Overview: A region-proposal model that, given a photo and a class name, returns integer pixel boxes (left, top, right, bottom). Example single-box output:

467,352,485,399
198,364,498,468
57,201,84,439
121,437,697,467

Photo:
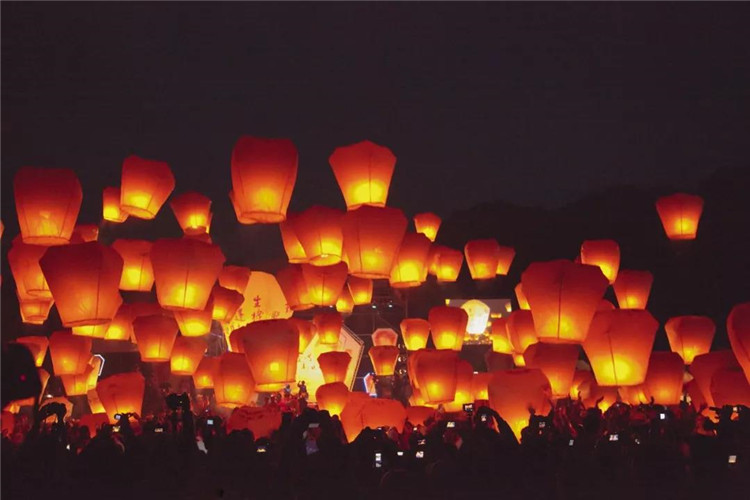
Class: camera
206,419,214,426
397,451,404,457
463,403,474,413
417,438,426,446
609,434,619,442
257,445,267,453
446,421,456,428
659,413,666,420
415,450,424,459
728,455,737,464
568,439,574,447
538,421,546,429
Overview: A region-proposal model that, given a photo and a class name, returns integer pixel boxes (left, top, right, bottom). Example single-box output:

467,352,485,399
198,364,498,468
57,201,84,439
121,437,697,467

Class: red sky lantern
613,270,653,310
389,233,431,288
335,287,354,314
488,369,552,439
173,297,213,337
61,364,95,396
727,302,750,384
132,315,179,362
276,265,314,311
72,320,115,339
444,360,474,412
119,155,175,219
8,236,52,299
523,343,580,399
412,349,459,404
489,317,513,354
170,191,212,235
329,140,396,210
313,311,343,345
279,214,308,264
214,353,256,408
464,239,501,280
301,262,348,307
112,239,154,292
665,315,716,365
428,306,468,351
413,212,441,242
340,398,406,442
347,276,373,305
691,351,739,408
369,345,400,376
318,351,352,384
655,193,704,240
315,382,349,416
341,206,407,279
710,367,750,408
14,166,82,245
105,304,135,341
49,330,92,376
643,351,685,405
240,319,299,392
219,265,252,294
514,283,530,310
170,337,207,376
231,136,298,223
495,246,516,276
433,247,463,283
193,356,220,390
580,239,620,284
211,285,244,323
372,328,398,347
471,372,493,401
400,318,430,351
17,293,54,325
291,205,344,266
102,187,129,223
506,310,538,356
96,372,145,423
289,318,315,353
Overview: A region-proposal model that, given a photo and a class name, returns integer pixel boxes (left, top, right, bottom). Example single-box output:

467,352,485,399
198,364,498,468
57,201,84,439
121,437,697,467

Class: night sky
2,2,749,226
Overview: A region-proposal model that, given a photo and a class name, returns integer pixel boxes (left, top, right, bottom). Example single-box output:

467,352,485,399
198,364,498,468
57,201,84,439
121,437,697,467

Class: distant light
46,394,53,399
371,304,377,309
388,303,393,308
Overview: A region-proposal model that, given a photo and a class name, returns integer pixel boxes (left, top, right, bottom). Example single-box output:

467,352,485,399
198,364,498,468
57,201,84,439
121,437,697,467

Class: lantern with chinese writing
496,246,516,276
389,233,431,288
655,193,704,240
665,316,716,365
464,239,501,280
514,283,530,310
489,317,513,354
120,155,175,219
329,140,396,210
16,336,49,367
40,242,123,327
613,270,653,310
727,303,750,384
400,318,430,351
230,136,297,223
335,287,354,314
488,369,552,438
150,238,225,311
96,372,145,423
691,351,739,408
315,382,349,416
211,286,244,323
369,346,400,376
279,215,308,264
301,262,348,307
289,318,314,353
170,337,207,375
341,206,407,279
214,353,256,408
219,266,252,294
133,315,179,362
507,310,538,356
428,306,468,351
170,192,212,235
112,239,154,292
643,352,685,405
444,360,474,412
193,356,220,390
523,343,580,399
102,187,129,223
347,276,373,305
240,319,299,391
579,240,620,284
412,349,459,404
276,265,313,311
8,237,51,298
14,166,82,245
521,260,609,344
291,205,344,266
317,351,351,384
433,247,463,283
583,310,658,386
413,212,441,242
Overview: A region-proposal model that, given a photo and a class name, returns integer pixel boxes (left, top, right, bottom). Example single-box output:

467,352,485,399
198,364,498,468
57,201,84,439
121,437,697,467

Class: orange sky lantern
313,311,343,345
495,246,516,276
193,356,220,390
315,382,350,416
489,317,513,354
8,236,52,299
16,336,49,367
173,298,213,337
434,247,463,283
406,406,437,427
132,315,179,362
471,372,493,401
96,372,145,423
583,309,658,386
102,187,129,223
276,265,313,311
655,193,704,240
301,262,348,306
40,242,123,327
506,310,538,356
690,351,739,408
214,352,256,407
291,205,344,266
643,351,685,405
369,345,400,376
400,318,430,351
219,265,252,294
444,360,474,412
488,369,552,439
105,304,136,341
240,319,299,392
211,285,244,323
279,214,308,264
329,140,396,210
613,270,653,310
514,283,530,310
150,238,225,311
413,212,441,242
347,276,373,305
167,191,212,235
728,303,750,384
521,260,609,344
17,293,54,325
523,343,580,399
427,244,447,276
72,224,100,243
579,239,620,284
464,239,501,280
570,370,595,400
49,330,92,376
340,398,406,442
665,315,716,365
289,318,315,353
317,351,352,384
428,306,468,351
61,365,95,397
412,349,459,404
230,136,298,223
119,155,175,219
170,337,207,375
335,287,354,314
72,320,115,339
341,206,407,279
372,328,398,347
14,166,82,245
112,239,154,292
710,367,750,408
389,232,431,288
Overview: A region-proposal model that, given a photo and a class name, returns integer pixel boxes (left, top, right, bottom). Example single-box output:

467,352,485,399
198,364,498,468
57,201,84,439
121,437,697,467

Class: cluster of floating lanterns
4,134,750,442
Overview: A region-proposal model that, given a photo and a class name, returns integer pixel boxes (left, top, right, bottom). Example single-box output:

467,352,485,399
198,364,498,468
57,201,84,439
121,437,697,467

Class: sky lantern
49,330,92,376
400,318,430,351
369,346,400,376
485,351,514,372
14,166,82,245
372,328,398,347
218,265,252,294
727,303,750,383
710,367,750,408
464,239,501,280
169,191,212,235
428,306,468,351
8,237,52,299
240,319,299,392
348,276,373,305
150,238,226,311
341,206,407,279
433,247,464,282
289,318,315,353
583,310,658,386
87,356,102,392
72,224,99,243
389,232,431,288
523,343,580,399
40,242,123,327
102,187,129,223
521,260,609,344
489,317,513,354
514,283,530,310
193,356,220,390
655,193,704,240
412,349,459,404
61,364,95,397
16,336,49,367
173,298,213,337
329,140,396,210
613,270,653,310
214,352,256,407
119,155,175,219
301,262,348,306
105,304,135,341
315,382,350,416
488,369,552,439
406,406,437,427
618,384,650,406
643,352,685,405
506,310,538,355
691,351,739,408
228,190,256,225
462,299,491,335
170,337,207,375
72,320,115,339
132,315,179,362
313,311,344,345
211,286,244,323
279,215,308,264
335,287,354,314
17,293,54,325
495,246,516,276
569,370,595,400
341,398,406,442
427,245,447,276
96,372,145,423
230,136,298,223
87,389,106,415
471,372,493,401
276,265,313,311
413,212,441,242
444,360,475,412
291,205,344,266
579,239,620,284
665,315,716,365
111,239,154,292
317,351,352,384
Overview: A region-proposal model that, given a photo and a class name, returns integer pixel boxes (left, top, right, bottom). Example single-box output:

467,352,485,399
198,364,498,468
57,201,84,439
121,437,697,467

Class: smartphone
463,403,474,413
415,450,424,459
480,414,488,423
257,445,267,453
609,434,619,442
374,451,382,468
206,419,214,426
539,421,546,429
446,421,456,428
155,427,164,433
66,444,71,450
115,414,122,421
397,451,404,457
308,423,320,429
568,439,574,447
659,413,666,420
728,455,737,464
113,426,121,433
417,438,426,446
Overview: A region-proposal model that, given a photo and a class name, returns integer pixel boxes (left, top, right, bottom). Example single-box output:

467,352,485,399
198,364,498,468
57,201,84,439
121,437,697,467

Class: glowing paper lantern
317,351,352,384
214,353,256,407
17,293,54,325
278,215,308,264
569,370,595,400
169,192,212,235
211,286,244,323
61,365,94,396
727,303,750,384
8,237,51,298
14,166,82,245
218,266,252,294
434,247,464,283
586,385,619,412
464,239,501,280
655,193,704,240
335,287,354,314
412,349,459,404
523,343,580,399
346,277,371,306
389,233,431,288
289,318,315,353
193,356,220,390
369,346,400,376
506,310,538,355
583,310,658,386
329,140,396,210
489,317,513,354
79,413,110,437
301,262,348,306
87,389,106,414
132,315,179,362
315,382,350,416
111,239,154,292
444,360,475,412
495,246,516,276
521,260,609,343
341,398,406,442
120,155,175,219
276,265,313,311
150,238,225,311
239,319,299,391
413,212,441,242
40,242,123,326
427,245,448,276
691,351,739,408
72,321,114,339
613,270,653,310
406,406,437,427
428,306,468,351
291,206,344,266
170,337,207,375
488,369,552,438
16,336,49,367
462,299,491,335
643,352,685,405
710,367,750,408
173,298,213,337
341,206,407,279
370,329,397,347
102,187,129,223
400,318,430,351
471,372,493,401
96,372,145,423
87,356,102,391
514,283,530,310
665,316,716,365
579,240,620,284
230,136,297,223
104,304,134,341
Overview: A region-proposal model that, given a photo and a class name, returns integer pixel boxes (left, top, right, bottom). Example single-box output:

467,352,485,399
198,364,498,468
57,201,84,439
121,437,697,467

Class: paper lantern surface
413,212,441,242
120,155,175,219
329,140,396,210
655,193,704,240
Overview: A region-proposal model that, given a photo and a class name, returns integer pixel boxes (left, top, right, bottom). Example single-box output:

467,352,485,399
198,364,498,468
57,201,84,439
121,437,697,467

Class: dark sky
2,2,749,223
